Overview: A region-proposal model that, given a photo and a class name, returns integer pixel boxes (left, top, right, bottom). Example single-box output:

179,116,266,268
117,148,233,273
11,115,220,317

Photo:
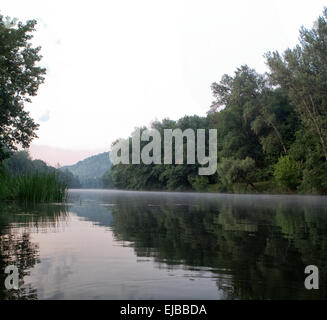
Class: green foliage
2,150,81,188
209,66,266,164
208,66,299,168
2,150,34,173
110,115,214,191
0,151,78,203
288,130,327,193
102,169,114,188
217,157,257,191
189,176,209,192
0,14,68,202
0,170,67,203
300,153,327,194
251,88,299,160
0,15,46,161
266,8,327,161
16,172,67,203
273,156,301,190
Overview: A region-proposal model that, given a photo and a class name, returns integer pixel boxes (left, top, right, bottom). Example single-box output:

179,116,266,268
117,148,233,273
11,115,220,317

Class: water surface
1,190,326,299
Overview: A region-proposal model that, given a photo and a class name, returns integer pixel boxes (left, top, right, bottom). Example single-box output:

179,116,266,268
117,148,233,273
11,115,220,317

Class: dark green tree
266,8,327,161
274,155,301,190
102,169,114,188
209,66,265,159
0,15,46,161
217,157,257,191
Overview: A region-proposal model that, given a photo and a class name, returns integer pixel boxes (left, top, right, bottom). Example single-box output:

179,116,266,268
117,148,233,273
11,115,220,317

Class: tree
0,15,46,161
110,115,213,191
217,157,257,191
250,88,299,159
2,150,34,174
102,169,114,188
208,66,267,166
266,8,327,161
274,155,301,190
209,65,297,166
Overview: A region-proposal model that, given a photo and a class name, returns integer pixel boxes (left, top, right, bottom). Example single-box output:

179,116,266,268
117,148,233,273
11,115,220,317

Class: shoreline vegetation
99,182,327,196
0,171,67,203
0,151,71,203
102,9,327,196
1,10,327,201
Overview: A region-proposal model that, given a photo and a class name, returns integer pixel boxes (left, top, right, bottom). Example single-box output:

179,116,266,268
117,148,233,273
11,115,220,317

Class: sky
1,0,326,166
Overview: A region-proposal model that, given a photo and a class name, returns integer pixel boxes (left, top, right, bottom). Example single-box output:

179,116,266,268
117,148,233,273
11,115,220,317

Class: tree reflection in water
109,195,327,300
1,192,326,300
0,204,68,300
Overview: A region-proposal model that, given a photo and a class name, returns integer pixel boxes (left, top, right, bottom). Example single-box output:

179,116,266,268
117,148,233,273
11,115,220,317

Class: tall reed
0,170,67,203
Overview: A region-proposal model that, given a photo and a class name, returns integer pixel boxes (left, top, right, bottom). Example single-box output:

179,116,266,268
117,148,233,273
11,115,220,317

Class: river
0,189,326,299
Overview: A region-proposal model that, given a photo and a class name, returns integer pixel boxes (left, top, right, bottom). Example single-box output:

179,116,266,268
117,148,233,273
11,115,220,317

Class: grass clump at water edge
0,170,67,203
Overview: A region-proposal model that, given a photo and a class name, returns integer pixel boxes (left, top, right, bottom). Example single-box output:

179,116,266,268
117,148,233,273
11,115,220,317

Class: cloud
38,110,50,122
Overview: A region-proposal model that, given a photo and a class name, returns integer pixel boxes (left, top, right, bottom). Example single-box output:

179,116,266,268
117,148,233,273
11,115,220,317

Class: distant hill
60,152,111,188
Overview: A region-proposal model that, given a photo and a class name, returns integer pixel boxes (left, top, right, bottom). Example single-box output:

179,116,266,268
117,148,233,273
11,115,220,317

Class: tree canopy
0,15,45,161
266,8,327,161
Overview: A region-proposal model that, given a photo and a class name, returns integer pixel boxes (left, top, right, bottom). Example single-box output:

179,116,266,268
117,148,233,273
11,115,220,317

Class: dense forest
104,9,327,194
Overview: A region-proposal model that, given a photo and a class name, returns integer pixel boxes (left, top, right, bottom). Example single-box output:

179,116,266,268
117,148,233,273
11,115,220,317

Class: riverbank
98,181,326,196
201,181,326,195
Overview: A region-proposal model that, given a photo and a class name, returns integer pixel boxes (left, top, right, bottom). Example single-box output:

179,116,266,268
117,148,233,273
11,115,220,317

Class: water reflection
106,193,327,299
0,204,68,299
0,191,327,299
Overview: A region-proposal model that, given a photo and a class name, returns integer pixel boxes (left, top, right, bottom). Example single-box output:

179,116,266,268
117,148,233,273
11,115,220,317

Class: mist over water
1,190,326,299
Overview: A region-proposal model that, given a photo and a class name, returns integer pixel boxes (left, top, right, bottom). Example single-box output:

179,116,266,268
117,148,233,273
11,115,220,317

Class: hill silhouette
61,152,111,188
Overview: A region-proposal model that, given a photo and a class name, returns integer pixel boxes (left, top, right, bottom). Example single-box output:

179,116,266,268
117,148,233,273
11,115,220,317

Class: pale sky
1,1,326,165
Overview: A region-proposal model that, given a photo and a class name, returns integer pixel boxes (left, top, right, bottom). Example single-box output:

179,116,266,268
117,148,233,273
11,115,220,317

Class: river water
0,189,326,299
